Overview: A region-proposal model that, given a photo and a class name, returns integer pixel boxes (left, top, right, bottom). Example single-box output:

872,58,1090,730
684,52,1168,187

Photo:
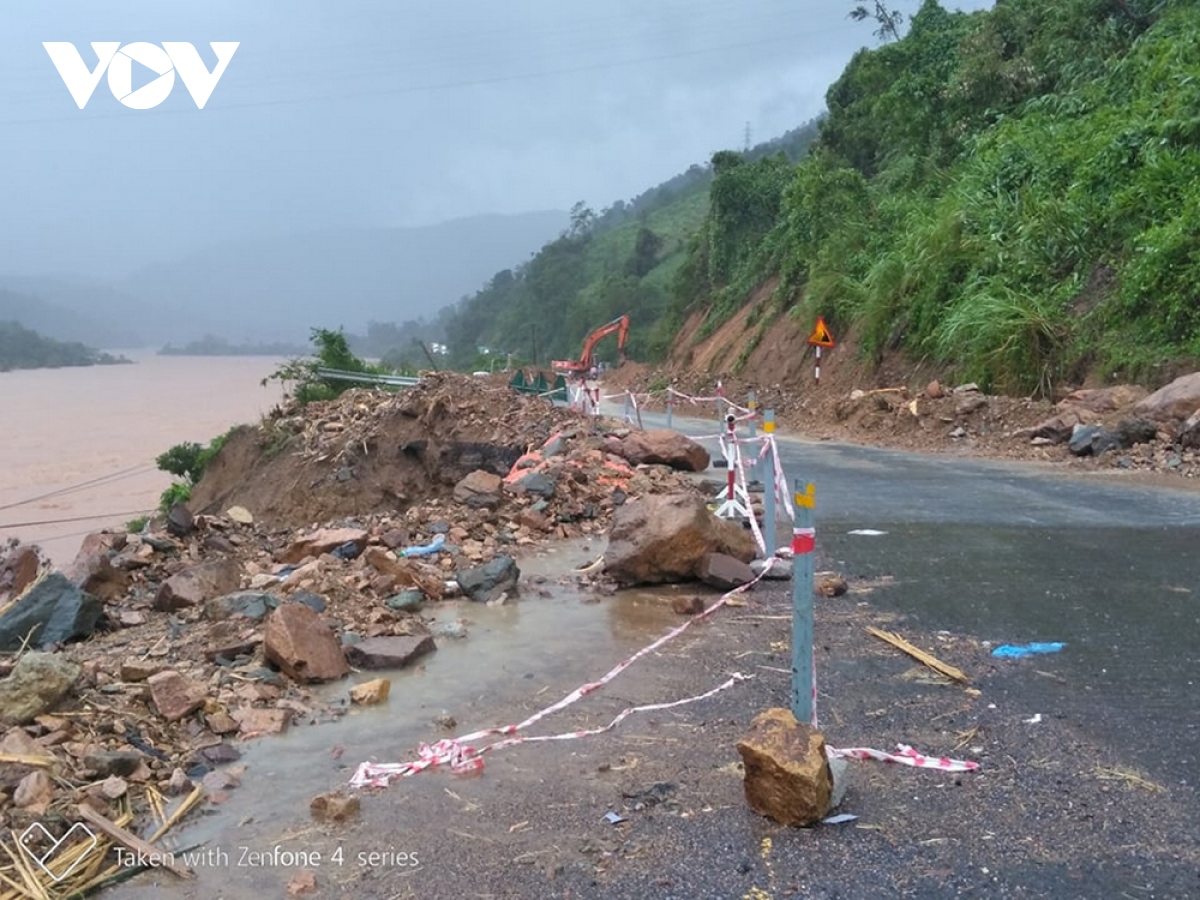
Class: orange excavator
552,315,630,376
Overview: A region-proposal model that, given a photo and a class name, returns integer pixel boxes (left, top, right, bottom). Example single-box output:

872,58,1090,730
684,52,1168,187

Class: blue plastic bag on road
992,642,1066,658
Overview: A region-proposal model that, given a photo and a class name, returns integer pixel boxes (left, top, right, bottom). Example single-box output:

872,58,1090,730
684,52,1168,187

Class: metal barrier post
666,388,674,430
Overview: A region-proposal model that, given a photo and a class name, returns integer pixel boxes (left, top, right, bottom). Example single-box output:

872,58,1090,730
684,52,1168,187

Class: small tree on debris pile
154,430,232,511
262,327,392,405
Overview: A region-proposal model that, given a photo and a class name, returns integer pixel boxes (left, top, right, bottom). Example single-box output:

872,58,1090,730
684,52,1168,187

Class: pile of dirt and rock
604,364,1200,480
0,374,737,870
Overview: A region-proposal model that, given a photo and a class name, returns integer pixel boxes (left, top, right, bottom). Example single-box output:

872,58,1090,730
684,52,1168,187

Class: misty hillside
0,286,145,349
114,212,568,345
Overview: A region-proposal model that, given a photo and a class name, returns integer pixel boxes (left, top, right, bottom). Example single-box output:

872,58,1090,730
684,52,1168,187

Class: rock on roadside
456,556,519,603
609,429,711,472
263,603,349,683
736,707,834,827
343,635,436,670
603,493,757,586
0,651,80,725
0,573,103,652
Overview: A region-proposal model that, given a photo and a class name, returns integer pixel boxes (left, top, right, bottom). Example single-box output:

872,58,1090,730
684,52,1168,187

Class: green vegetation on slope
672,0,1196,393
0,320,130,371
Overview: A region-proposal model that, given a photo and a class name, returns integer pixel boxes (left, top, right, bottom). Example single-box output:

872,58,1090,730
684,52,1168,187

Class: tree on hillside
850,1,905,43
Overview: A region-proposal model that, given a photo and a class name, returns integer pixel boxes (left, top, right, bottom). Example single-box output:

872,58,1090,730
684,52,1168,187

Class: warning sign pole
815,346,821,384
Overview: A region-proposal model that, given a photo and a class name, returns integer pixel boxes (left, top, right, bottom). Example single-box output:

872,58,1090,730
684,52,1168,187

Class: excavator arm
553,315,630,375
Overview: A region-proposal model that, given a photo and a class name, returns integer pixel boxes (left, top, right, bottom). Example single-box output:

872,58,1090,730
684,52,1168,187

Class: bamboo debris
0,787,202,900
75,806,194,879
866,626,969,684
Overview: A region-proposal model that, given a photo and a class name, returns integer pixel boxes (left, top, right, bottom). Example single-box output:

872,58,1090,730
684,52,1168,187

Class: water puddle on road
104,538,700,899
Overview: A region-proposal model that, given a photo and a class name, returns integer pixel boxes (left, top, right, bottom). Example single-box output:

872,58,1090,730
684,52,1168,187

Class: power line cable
0,464,156,512
0,27,844,127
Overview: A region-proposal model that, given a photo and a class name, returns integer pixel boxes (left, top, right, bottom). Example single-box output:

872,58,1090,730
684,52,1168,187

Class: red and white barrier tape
828,744,980,773
349,562,777,788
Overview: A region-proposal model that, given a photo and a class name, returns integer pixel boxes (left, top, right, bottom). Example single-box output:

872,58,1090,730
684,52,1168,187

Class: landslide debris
0,374,713,864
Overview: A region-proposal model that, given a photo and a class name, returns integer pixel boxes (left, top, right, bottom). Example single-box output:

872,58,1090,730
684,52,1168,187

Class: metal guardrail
315,367,422,387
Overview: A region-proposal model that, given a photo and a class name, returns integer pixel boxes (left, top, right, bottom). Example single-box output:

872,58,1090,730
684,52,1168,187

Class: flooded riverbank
0,353,286,564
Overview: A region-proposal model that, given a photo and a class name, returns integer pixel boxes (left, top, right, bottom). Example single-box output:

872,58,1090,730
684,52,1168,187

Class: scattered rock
167,503,195,538
13,769,54,813
363,547,445,600
147,670,207,722
65,550,130,603
1068,424,1120,457
0,572,103,651
457,555,520,603
154,558,242,612
279,527,369,565
310,791,360,823
751,558,792,580
955,393,988,417
816,574,848,597
1180,410,1200,449
119,662,162,682
736,708,834,827
0,651,80,725
343,635,436,670
610,430,711,472
697,553,756,590
510,471,557,499
671,596,705,615
205,591,278,622
453,470,503,503
349,677,391,705
234,707,291,736
1115,417,1158,448
84,750,143,778
263,603,350,683
1059,385,1146,415
602,493,756,586
925,381,944,399
287,871,319,896
226,506,254,524
1,544,43,599
201,743,242,765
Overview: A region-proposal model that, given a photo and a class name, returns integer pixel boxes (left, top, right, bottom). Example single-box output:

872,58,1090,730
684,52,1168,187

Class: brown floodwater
0,352,287,566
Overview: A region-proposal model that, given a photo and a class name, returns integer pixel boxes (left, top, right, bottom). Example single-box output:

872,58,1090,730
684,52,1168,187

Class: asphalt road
654,407,1200,789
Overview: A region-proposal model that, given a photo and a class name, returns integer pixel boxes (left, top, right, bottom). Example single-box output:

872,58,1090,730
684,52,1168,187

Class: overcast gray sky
0,0,992,280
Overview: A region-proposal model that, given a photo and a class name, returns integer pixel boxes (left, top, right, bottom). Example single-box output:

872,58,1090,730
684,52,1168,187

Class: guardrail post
747,390,758,483
666,388,674,430
791,480,816,725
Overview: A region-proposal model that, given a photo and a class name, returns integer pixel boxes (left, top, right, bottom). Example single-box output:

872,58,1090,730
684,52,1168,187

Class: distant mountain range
0,211,567,349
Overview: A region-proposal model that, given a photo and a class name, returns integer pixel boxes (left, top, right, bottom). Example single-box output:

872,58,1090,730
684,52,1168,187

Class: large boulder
65,546,130,603
263,603,349,683
456,556,520,603
0,573,103,651
0,652,80,725
1131,372,1200,423
154,558,242,612
603,493,756,586
610,430,710,472
736,708,834,827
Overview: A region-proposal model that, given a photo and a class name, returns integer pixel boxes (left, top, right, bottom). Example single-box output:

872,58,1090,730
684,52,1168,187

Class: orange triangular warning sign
807,316,836,348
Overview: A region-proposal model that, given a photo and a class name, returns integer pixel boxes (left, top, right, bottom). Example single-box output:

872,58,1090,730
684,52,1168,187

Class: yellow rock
226,506,254,524
736,707,832,826
349,678,391,705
